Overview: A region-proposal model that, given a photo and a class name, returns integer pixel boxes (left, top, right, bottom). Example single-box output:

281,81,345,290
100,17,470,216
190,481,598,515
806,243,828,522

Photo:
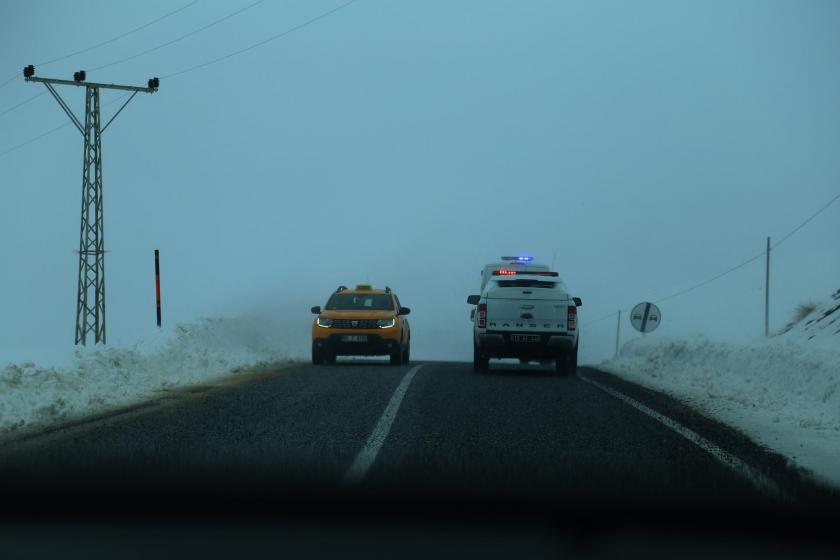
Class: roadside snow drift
0,314,308,437
601,289,840,487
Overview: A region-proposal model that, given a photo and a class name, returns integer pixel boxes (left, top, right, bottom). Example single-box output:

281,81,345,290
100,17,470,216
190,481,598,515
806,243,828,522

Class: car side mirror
310,306,321,314
467,295,481,305
398,307,411,316
572,297,582,307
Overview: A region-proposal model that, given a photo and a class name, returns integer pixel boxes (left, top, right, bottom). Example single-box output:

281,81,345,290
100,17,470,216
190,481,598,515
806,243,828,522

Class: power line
652,251,765,305
0,1,201,92
771,191,840,250
162,0,359,79
654,192,840,306
582,191,840,327
0,94,129,159
582,310,622,328
0,0,361,160
582,249,767,328
0,74,18,90
39,0,202,67
0,121,73,159
91,0,266,73
0,0,259,121
0,91,47,118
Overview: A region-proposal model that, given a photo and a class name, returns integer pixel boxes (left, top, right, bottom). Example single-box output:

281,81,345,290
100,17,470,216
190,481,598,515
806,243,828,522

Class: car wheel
473,343,489,372
402,345,410,365
390,348,403,366
555,346,578,375
311,345,324,365
325,352,336,365
567,344,578,374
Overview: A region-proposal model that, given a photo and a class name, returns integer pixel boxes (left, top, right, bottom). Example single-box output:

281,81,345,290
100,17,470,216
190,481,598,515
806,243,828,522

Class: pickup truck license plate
341,335,368,342
512,334,540,343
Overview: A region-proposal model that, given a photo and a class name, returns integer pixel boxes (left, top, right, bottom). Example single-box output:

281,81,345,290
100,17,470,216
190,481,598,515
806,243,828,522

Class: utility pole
765,236,770,337
23,65,159,345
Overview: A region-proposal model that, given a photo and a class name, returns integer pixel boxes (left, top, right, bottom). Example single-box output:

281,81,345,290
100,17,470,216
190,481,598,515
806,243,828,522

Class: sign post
614,310,621,358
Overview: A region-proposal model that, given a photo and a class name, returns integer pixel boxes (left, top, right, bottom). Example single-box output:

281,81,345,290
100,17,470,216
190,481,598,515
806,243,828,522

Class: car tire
473,343,489,372
567,344,578,374
555,345,578,375
402,345,410,365
325,352,336,365
311,345,325,365
390,348,403,366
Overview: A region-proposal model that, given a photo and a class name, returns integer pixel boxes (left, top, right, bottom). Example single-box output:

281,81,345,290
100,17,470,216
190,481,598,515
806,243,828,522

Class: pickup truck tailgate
486,288,569,332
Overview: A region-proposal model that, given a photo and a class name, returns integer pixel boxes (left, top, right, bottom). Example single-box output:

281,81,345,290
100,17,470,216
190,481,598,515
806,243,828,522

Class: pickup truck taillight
477,303,487,328
568,305,577,331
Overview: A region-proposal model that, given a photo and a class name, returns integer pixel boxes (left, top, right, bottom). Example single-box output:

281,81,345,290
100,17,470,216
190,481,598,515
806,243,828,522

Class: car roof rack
336,285,348,292
385,286,391,293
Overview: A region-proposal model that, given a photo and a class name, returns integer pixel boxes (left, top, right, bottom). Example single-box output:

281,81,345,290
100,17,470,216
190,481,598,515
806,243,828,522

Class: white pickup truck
467,258,581,373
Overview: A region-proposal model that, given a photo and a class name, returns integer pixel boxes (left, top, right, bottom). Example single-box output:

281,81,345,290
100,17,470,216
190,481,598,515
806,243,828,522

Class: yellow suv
310,285,411,365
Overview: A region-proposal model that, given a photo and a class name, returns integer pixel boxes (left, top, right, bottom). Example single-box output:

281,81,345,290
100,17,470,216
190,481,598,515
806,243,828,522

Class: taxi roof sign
355,284,373,291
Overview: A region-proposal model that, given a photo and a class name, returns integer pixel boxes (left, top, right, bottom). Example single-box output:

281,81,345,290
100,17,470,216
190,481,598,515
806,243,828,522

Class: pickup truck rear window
497,280,556,288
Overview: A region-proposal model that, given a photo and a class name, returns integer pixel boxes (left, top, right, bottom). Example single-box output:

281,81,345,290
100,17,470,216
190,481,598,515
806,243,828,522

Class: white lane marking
341,364,424,485
577,372,788,501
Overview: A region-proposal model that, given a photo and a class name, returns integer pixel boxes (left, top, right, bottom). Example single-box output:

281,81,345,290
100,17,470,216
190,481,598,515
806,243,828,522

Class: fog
2,0,839,365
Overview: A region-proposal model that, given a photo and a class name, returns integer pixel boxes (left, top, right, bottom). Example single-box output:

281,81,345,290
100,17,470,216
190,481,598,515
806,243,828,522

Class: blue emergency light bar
500,256,534,262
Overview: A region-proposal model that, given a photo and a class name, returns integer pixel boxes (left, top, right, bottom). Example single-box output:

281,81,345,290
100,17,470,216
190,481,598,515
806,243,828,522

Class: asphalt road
1,360,838,557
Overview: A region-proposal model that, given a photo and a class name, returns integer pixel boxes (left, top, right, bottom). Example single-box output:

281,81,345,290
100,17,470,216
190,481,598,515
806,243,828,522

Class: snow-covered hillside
0,314,308,438
600,288,840,487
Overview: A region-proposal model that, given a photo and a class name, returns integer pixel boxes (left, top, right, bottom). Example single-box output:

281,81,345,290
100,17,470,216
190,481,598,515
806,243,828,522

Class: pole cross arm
101,91,138,133
43,82,84,135
25,76,157,93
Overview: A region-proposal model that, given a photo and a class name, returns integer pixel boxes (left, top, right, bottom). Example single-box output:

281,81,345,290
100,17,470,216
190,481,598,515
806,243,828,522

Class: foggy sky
2,0,839,364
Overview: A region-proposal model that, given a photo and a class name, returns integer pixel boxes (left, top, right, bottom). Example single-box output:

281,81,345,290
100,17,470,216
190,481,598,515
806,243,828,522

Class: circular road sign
630,302,661,333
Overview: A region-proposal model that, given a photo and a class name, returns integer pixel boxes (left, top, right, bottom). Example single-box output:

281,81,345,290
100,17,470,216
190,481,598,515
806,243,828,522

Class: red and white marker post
154,249,161,328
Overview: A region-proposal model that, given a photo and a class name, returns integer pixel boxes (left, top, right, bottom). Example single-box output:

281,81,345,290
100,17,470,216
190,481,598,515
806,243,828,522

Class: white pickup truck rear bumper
476,332,576,358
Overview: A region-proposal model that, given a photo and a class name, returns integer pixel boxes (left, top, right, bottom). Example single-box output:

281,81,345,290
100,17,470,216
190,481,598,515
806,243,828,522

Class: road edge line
341,364,424,486
577,371,789,502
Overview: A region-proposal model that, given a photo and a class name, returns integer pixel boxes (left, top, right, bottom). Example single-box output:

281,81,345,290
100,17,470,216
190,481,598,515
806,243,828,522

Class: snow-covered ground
600,289,840,488
0,312,309,438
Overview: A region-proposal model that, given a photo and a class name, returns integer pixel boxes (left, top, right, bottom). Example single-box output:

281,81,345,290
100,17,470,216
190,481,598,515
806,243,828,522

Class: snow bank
600,289,840,487
0,314,308,437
